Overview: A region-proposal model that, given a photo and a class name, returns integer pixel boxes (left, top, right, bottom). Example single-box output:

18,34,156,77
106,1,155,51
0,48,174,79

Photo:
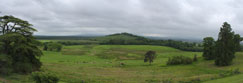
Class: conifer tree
215,22,236,66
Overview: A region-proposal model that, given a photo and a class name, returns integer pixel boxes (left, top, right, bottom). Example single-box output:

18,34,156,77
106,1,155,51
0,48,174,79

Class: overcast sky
0,0,243,39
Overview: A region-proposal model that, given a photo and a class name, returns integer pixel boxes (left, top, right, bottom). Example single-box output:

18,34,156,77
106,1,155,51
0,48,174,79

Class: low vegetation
144,51,156,65
31,72,59,83
43,42,63,52
167,55,193,65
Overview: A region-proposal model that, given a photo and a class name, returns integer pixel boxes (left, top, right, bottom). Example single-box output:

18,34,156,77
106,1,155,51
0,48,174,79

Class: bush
44,42,63,52
219,68,241,77
31,72,59,83
144,51,156,64
167,56,193,65
193,54,198,62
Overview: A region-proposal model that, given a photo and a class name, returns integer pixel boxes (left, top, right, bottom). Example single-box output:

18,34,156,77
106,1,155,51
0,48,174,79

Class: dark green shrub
233,68,240,74
144,51,156,64
44,42,62,52
193,54,198,62
43,43,48,51
31,72,59,83
167,56,193,65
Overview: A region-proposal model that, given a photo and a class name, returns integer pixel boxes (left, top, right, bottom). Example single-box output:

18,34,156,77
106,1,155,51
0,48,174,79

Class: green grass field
1,45,243,83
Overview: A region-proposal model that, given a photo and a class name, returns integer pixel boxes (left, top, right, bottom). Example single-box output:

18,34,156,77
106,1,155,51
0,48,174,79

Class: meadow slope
1,45,243,83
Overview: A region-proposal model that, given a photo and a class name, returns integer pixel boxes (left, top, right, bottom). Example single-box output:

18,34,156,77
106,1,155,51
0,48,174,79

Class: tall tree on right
233,34,242,52
215,22,241,66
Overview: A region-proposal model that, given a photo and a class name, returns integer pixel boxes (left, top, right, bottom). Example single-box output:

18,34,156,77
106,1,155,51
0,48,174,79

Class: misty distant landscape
1,0,243,83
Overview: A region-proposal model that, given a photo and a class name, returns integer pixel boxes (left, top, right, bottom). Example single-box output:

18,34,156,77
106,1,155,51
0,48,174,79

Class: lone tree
202,37,215,60
0,15,42,73
215,22,241,66
144,51,156,65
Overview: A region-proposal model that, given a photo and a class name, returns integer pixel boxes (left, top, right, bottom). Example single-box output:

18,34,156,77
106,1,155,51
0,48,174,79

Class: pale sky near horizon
0,0,243,39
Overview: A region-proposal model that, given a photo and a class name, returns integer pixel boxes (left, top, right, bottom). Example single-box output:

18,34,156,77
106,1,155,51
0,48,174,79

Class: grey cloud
0,0,242,39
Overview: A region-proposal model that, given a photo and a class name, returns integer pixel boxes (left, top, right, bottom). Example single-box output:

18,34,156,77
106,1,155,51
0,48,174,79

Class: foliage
0,15,37,35
193,54,198,62
0,15,42,73
31,71,59,83
233,34,242,52
43,42,62,52
202,37,215,60
0,33,42,73
215,22,241,66
43,43,48,51
219,68,241,77
0,54,12,75
167,56,193,65
144,51,156,64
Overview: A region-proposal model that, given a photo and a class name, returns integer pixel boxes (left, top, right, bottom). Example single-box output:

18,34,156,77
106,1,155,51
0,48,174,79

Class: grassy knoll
1,45,243,83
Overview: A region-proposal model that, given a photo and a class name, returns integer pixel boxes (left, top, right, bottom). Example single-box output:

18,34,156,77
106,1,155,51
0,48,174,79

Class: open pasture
1,45,243,83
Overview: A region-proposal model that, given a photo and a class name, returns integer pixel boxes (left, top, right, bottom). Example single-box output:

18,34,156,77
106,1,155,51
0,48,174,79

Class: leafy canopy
0,15,37,35
0,15,42,73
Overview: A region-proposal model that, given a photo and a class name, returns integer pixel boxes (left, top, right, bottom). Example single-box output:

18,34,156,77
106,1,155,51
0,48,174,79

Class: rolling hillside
1,45,243,83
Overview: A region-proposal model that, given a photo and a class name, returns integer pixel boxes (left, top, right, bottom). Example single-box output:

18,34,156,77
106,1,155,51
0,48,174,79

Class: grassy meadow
1,44,243,83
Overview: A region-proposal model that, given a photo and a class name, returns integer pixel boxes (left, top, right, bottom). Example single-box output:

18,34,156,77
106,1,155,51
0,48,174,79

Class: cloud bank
1,0,243,39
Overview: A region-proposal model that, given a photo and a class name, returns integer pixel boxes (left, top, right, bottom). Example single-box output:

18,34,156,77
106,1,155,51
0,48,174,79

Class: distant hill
93,32,150,45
